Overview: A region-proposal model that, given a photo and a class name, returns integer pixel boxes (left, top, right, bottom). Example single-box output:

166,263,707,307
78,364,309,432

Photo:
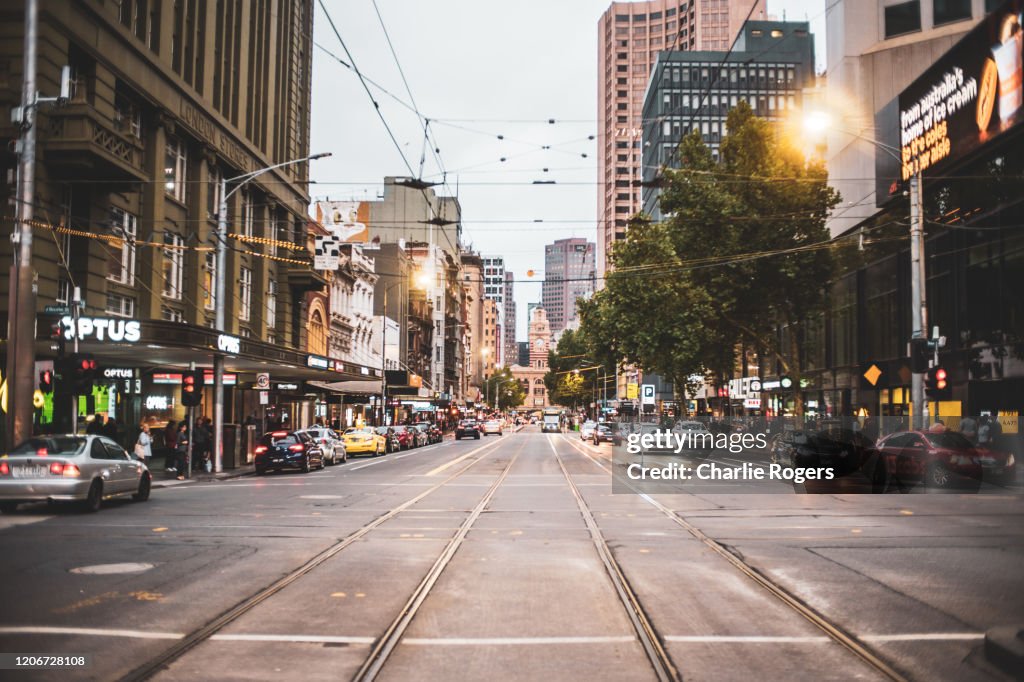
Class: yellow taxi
342,427,387,457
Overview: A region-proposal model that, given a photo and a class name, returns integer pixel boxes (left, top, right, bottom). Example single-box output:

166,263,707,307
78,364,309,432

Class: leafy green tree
582,101,841,414
481,366,526,411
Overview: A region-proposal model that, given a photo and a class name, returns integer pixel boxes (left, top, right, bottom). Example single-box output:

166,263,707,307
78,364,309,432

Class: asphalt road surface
1,426,1021,681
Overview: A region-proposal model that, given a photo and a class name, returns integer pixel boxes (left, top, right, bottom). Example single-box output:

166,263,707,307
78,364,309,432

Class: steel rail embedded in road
559,434,909,682
548,436,680,682
352,437,525,682
116,436,507,682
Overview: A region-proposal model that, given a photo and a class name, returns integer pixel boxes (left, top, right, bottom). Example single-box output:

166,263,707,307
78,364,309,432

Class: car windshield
393,426,408,433
262,433,298,446
375,427,390,434
9,436,86,457
346,428,374,436
925,432,973,449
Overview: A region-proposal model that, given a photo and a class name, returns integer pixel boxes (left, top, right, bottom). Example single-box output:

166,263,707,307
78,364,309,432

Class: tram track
117,435,510,682
557,433,909,682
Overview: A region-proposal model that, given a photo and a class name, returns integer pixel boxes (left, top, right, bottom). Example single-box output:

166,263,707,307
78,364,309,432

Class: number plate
12,465,48,479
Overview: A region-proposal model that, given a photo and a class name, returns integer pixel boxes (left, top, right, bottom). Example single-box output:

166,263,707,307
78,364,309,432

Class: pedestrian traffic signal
909,337,931,373
181,370,204,407
38,369,54,393
925,366,950,399
70,353,97,394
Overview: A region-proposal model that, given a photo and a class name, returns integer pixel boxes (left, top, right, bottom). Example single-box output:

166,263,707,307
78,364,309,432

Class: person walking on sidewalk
174,422,190,480
135,422,153,463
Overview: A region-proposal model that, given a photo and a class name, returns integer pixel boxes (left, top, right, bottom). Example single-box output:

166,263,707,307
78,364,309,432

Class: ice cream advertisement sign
898,1,1023,182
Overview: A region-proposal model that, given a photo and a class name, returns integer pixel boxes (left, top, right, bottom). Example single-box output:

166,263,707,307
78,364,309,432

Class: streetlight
213,152,331,472
803,112,929,428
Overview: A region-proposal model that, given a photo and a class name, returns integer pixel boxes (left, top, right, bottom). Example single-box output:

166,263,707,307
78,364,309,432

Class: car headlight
1007,453,1015,467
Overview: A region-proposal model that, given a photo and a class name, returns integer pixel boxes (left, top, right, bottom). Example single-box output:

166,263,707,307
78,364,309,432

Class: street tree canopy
481,366,527,411
579,101,841,413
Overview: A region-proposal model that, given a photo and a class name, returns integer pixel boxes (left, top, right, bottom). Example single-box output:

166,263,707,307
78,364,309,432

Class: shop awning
307,379,383,394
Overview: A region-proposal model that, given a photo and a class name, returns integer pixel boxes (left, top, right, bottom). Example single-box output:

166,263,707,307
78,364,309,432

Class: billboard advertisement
315,200,370,243
898,1,1023,184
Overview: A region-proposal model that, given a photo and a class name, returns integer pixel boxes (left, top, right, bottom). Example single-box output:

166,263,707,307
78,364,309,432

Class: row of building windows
660,63,798,87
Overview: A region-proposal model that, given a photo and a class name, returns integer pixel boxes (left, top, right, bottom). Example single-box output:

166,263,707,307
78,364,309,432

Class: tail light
49,462,64,475
288,444,305,452
254,445,268,455
0,462,9,476
62,464,81,478
36,447,48,457
271,431,288,438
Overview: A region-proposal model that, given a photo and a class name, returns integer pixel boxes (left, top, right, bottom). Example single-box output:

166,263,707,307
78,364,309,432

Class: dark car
877,430,1016,489
254,431,324,475
392,425,416,450
375,426,401,453
455,420,481,440
593,423,622,446
790,427,886,492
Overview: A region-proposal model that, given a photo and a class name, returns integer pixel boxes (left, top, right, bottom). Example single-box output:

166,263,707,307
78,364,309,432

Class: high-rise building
542,238,596,337
482,255,507,364
641,20,816,219
824,0,986,236
597,0,766,279
503,271,517,368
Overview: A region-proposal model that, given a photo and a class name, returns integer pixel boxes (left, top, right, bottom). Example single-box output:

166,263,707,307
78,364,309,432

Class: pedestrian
174,422,190,480
86,413,104,435
103,416,119,442
978,416,993,449
193,417,210,472
928,419,946,433
862,416,879,443
959,415,978,445
135,421,153,463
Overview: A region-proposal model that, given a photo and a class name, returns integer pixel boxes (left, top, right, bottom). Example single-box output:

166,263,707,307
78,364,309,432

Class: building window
108,207,137,285
203,251,216,311
114,92,142,140
162,232,184,300
242,190,254,237
239,267,252,322
208,166,222,218
266,279,277,334
164,137,187,202
933,0,971,26
884,1,921,38
106,292,135,318
161,306,184,322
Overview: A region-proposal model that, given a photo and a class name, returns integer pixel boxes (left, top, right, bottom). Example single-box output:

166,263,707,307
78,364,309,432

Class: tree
583,101,841,415
481,366,526,411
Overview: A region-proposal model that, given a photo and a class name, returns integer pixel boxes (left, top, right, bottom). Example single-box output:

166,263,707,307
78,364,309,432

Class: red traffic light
935,367,947,389
182,375,196,393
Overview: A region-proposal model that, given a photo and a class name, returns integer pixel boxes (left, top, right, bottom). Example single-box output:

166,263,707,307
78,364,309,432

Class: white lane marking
0,626,183,640
69,563,154,575
665,635,830,643
299,495,343,500
351,459,388,471
402,636,636,646
861,633,984,642
211,633,375,644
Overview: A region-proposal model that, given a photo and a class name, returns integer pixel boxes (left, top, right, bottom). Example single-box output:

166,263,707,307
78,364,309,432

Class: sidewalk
147,455,255,489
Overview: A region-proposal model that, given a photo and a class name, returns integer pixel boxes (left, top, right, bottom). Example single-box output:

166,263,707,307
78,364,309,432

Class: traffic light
181,370,204,407
70,353,97,394
925,366,951,399
39,369,54,393
909,337,931,373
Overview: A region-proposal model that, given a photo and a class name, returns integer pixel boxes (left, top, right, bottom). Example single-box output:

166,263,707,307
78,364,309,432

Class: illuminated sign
152,372,236,386
275,382,300,392
897,1,1023,186
217,334,241,354
307,355,330,370
61,316,141,343
103,368,134,379
145,396,171,410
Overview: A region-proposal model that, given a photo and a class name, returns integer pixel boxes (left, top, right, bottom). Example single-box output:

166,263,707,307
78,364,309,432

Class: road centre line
401,636,637,645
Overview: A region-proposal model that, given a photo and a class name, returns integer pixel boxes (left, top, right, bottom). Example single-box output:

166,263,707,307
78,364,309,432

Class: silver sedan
0,434,152,513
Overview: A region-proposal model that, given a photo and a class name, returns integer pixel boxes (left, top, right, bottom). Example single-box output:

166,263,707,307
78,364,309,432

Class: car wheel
256,466,267,476
456,435,461,440
82,480,103,513
302,456,311,474
319,456,326,470
132,474,152,502
0,502,18,514
927,462,951,489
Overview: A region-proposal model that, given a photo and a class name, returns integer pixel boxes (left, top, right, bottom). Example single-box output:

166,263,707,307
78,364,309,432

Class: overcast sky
309,0,827,339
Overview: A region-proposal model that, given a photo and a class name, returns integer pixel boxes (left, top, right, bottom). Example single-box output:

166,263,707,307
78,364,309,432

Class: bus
541,408,561,433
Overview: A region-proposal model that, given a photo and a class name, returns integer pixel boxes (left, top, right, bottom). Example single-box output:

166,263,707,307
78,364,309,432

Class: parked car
426,423,444,443
593,423,622,446
297,427,346,465
672,420,713,449
343,427,388,457
254,430,325,475
876,430,1016,489
411,424,431,447
580,421,598,440
482,419,503,436
391,425,416,450
375,426,401,453
789,427,886,493
455,420,481,440
0,435,151,513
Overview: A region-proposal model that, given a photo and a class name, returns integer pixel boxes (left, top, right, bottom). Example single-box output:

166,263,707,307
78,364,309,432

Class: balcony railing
42,104,146,181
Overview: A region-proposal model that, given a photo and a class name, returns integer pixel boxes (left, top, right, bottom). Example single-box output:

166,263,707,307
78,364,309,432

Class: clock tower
528,307,553,368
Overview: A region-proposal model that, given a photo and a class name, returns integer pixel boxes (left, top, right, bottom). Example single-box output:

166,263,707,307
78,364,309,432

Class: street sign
259,390,269,405
626,383,638,399
256,372,270,390
43,305,69,315
641,384,655,405
313,235,340,270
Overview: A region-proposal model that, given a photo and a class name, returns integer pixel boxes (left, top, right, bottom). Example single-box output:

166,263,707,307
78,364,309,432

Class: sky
309,0,827,340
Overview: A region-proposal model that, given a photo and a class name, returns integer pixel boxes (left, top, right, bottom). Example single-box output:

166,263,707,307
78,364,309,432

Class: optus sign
60,316,141,343
898,1,1023,183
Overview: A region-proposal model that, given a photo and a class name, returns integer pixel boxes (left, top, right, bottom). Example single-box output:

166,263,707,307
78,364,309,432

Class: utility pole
6,0,38,449
380,287,387,426
909,174,929,429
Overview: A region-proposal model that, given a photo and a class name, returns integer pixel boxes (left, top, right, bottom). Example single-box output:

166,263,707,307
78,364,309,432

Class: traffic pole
909,173,929,430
